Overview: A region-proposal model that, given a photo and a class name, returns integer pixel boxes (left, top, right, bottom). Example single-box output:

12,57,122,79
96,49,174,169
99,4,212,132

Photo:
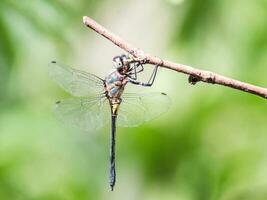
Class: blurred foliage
174,0,221,44
1,0,267,200
0,0,99,104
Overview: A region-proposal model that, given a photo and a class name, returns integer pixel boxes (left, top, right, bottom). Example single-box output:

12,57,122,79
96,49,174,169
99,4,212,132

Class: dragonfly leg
128,64,159,87
129,63,138,80
134,63,145,73
127,63,144,80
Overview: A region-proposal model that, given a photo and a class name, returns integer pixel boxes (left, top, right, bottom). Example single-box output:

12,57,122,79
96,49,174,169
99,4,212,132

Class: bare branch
83,16,267,100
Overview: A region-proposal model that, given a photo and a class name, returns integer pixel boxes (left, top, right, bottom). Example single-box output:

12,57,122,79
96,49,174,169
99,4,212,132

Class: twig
83,16,267,100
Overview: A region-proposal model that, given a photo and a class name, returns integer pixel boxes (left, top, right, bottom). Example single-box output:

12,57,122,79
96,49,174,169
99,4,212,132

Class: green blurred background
1,0,267,199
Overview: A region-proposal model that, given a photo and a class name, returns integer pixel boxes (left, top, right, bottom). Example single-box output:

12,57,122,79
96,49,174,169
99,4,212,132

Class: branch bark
83,16,267,100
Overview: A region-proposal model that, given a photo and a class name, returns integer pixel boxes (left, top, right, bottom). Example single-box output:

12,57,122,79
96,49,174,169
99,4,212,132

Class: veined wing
54,96,110,131
117,92,171,127
49,61,105,97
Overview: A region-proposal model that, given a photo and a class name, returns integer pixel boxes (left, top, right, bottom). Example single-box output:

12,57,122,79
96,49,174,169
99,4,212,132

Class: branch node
128,49,148,65
188,75,201,85
207,77,216,84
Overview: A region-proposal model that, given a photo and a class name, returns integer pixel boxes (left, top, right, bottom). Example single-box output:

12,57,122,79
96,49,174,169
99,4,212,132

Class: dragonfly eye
113,56,123,70
121,54,127,62
113,61,122,69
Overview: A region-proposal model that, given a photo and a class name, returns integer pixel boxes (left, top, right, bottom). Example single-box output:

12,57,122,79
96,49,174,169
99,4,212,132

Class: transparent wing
49,61,105,97
54,96,110,131
117,92,171,127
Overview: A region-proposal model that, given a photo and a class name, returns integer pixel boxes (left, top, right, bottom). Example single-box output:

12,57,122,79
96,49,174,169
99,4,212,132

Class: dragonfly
49,54,170,191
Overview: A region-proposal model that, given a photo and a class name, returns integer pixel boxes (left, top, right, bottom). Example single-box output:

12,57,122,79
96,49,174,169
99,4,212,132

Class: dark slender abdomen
109,114,117,191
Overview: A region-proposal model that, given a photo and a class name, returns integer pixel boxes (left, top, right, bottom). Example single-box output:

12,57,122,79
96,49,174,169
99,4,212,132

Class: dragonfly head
113,54,131,74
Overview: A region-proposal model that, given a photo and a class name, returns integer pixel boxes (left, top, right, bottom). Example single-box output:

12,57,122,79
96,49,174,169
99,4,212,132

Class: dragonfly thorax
105,71,128,99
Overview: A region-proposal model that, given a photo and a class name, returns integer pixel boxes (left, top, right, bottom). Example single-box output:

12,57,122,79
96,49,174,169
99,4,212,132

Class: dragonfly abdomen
109,114,117,191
